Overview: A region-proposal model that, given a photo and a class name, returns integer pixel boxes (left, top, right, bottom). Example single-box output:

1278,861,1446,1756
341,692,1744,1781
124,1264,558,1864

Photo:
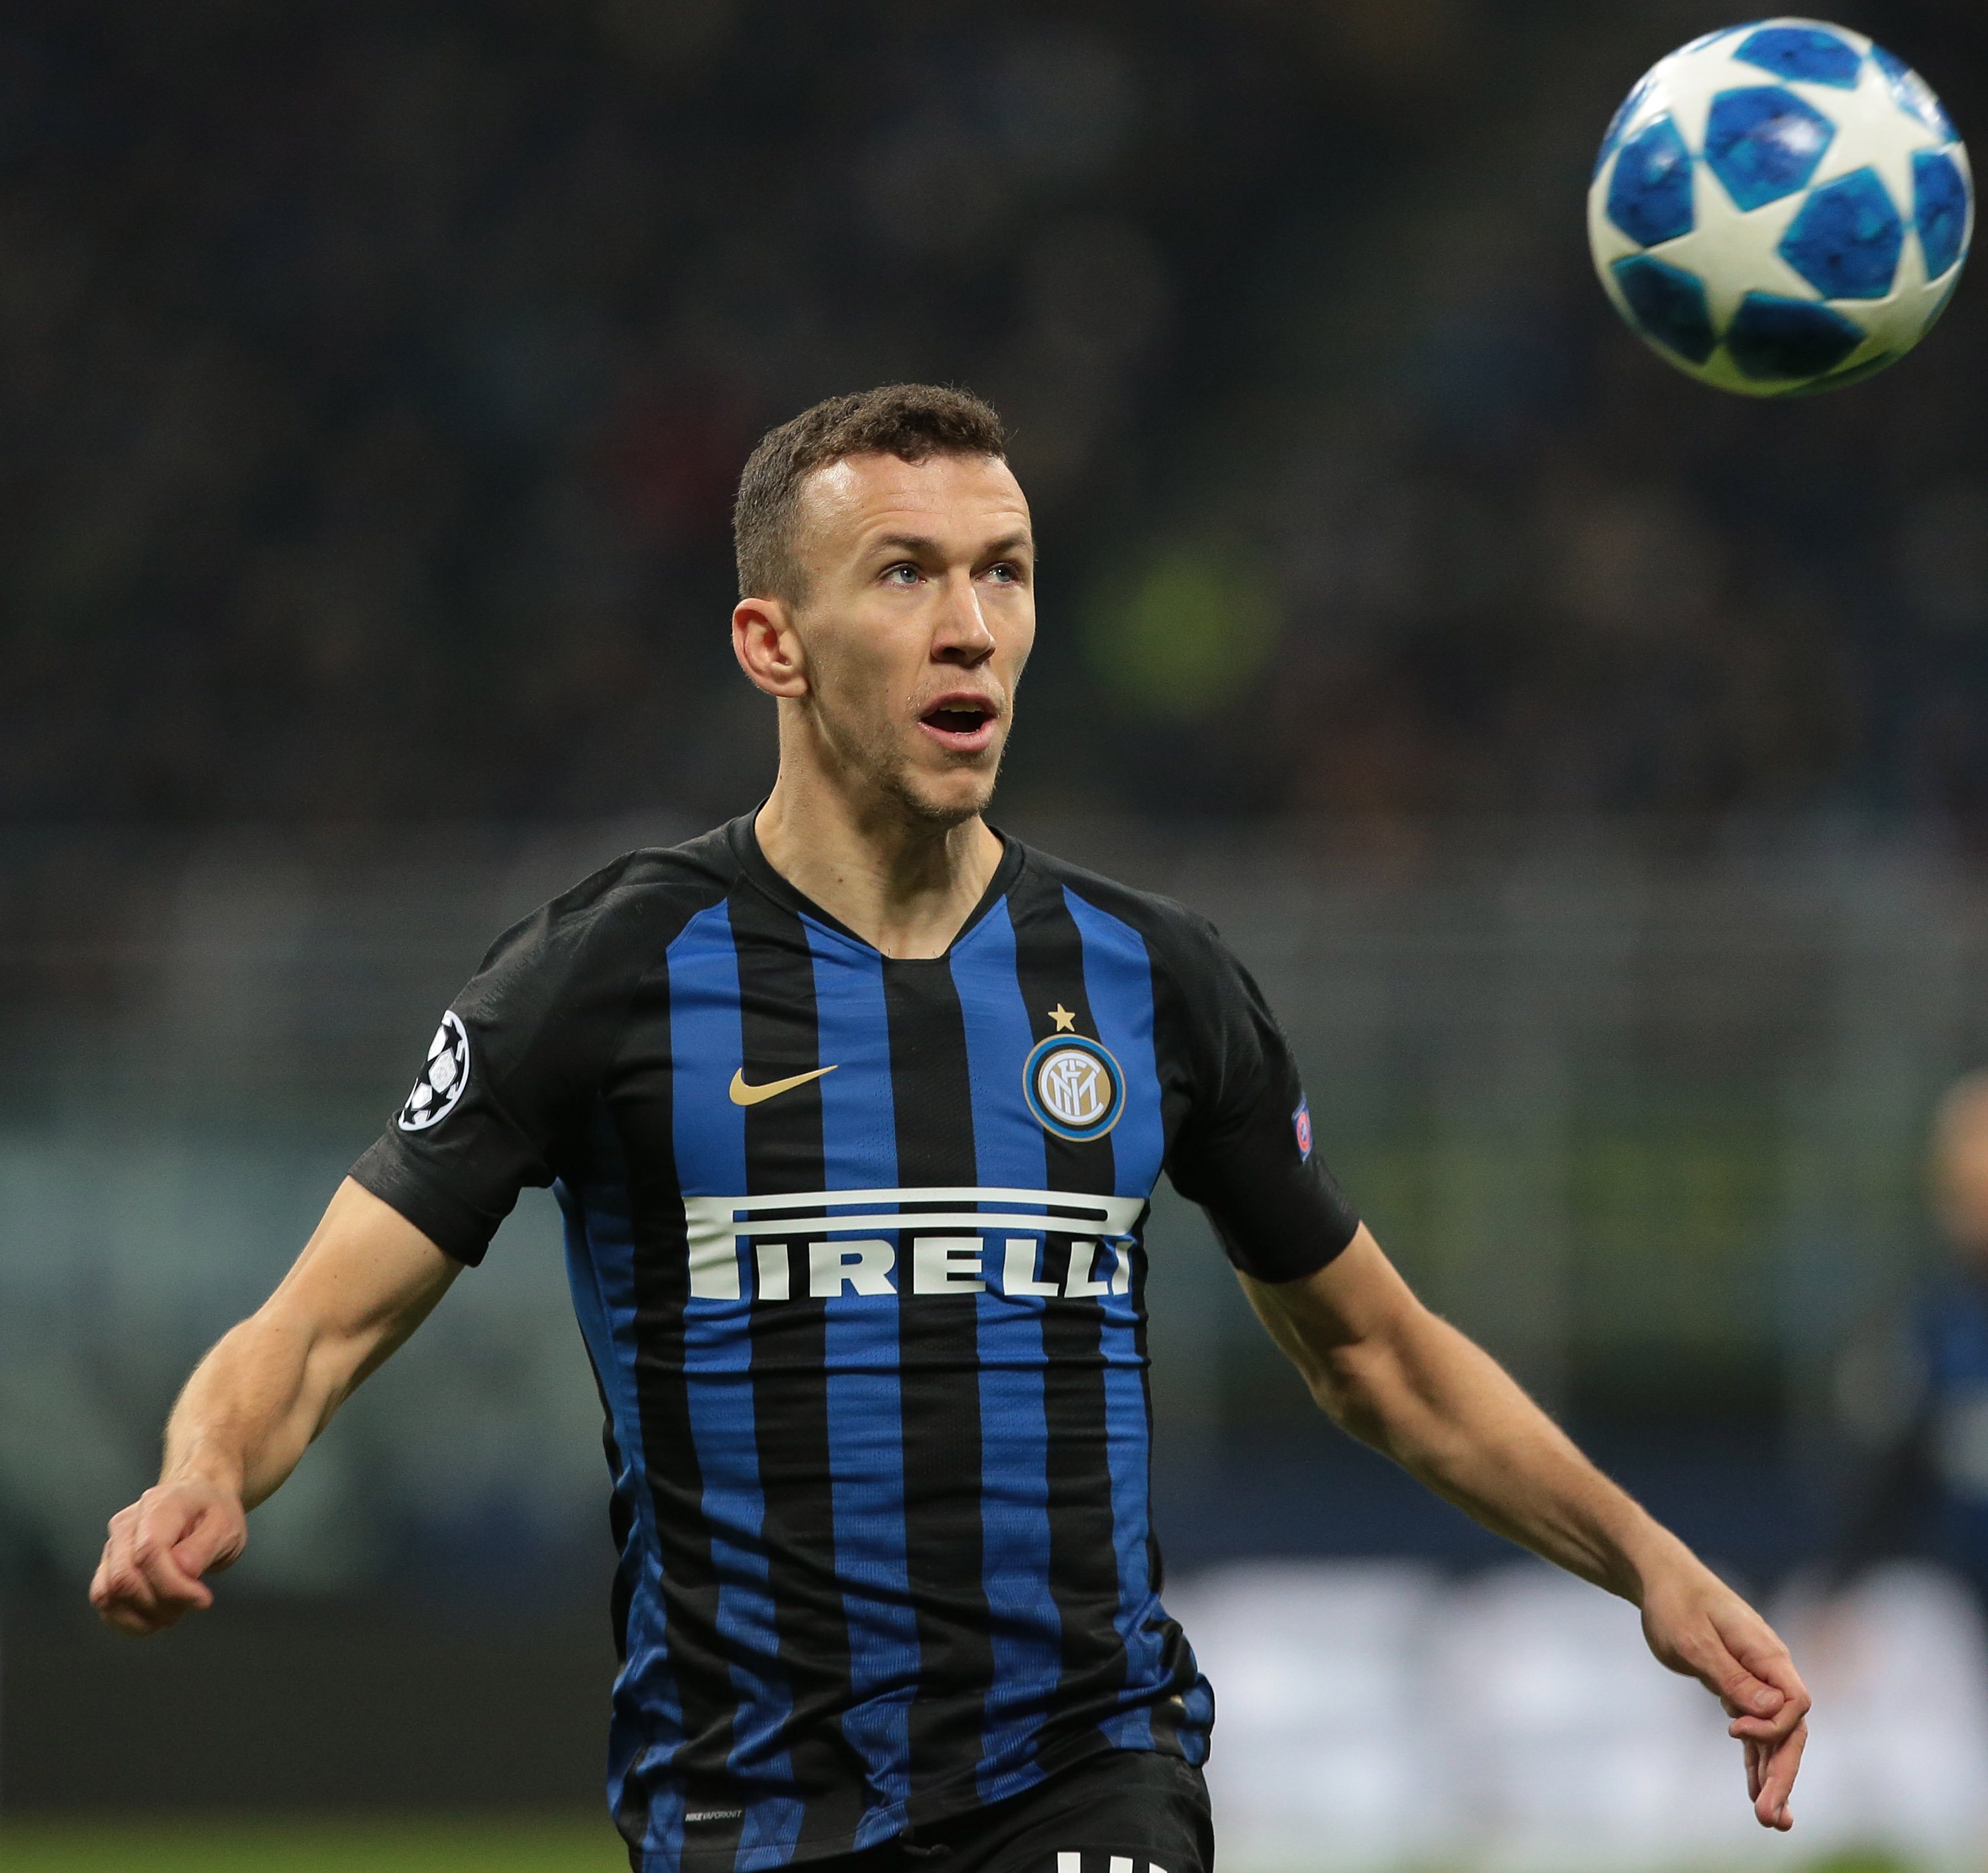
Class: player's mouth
916,693,1001,755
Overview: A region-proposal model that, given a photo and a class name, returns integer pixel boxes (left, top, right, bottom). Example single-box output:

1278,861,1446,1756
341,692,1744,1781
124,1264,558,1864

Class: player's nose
932,570,996,661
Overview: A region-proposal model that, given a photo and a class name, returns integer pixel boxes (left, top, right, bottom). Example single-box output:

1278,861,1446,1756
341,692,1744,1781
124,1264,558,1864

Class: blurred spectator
1832,1071,1988,1606
0,1,1984,827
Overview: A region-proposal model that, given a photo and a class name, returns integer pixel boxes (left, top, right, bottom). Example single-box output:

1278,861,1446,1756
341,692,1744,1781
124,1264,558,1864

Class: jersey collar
728,809,1026,961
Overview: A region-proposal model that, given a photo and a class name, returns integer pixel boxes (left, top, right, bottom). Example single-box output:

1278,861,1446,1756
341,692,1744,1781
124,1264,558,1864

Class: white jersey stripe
694,1183,1147,1225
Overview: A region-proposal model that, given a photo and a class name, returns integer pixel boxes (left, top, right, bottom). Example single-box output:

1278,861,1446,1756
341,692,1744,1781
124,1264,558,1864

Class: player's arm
89,1178,459,1636
1241,1226,1810,1831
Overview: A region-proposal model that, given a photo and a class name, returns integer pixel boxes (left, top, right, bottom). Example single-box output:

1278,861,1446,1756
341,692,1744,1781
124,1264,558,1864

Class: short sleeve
349,881,637,1266
1162,920,1360,1283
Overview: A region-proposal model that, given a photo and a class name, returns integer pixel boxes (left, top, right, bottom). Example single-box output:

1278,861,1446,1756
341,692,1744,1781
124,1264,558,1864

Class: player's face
783,451,1034,824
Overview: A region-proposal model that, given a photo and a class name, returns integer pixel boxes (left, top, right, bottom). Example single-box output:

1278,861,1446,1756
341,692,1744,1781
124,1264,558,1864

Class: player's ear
732,595,809,699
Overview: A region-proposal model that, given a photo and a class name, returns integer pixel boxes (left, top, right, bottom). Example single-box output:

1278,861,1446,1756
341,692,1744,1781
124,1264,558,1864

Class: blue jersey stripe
669,900,749,1209
666,902,801,1813
951,902,1051,1191
951,901,1060,1799
1065,887,1166,1749
1176,1675,1214,1766
803,917,916,1840
559,1114,687,1865
737,1795,805,1871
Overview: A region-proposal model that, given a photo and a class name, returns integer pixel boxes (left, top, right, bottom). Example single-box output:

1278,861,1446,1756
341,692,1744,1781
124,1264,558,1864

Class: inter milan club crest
398,1011,470,1131
1022,1033,1125,1142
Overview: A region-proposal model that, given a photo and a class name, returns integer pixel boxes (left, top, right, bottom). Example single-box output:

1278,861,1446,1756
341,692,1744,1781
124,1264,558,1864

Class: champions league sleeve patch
397,1011,471,1131
1292,1096,1313,1161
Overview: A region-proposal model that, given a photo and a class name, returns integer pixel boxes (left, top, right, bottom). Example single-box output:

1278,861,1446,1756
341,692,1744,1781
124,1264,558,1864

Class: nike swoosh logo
729,1065,839,1107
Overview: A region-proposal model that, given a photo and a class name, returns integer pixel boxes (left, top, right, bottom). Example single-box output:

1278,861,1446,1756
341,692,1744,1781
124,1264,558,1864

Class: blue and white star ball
1588,19,1972,395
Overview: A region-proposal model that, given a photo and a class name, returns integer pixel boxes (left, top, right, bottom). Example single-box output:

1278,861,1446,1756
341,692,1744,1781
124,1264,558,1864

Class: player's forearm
160,1308,353,1508
1274,1286,1683,1602
1352,1319,1683,1595
158,1178,461,1507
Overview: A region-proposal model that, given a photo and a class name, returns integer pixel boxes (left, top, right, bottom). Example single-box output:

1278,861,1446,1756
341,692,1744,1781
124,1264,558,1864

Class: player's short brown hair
733,383,1008,604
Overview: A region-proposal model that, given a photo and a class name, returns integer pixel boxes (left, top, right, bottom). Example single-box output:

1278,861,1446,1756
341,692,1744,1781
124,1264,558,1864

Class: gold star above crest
1048,1003,1077,1033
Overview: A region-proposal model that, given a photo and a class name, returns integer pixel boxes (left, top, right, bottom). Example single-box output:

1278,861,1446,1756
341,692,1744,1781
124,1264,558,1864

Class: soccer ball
1588,19,1972,395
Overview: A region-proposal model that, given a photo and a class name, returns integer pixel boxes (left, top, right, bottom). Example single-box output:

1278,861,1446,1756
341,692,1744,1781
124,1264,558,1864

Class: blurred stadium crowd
4,0,1988,830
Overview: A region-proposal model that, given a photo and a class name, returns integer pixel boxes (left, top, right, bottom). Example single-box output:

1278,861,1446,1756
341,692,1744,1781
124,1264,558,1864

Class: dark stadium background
5,0,1988,1841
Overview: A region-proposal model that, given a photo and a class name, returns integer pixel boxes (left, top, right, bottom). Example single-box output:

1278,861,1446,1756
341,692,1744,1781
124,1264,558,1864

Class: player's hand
89,1477,247,1636
1637,1560,1809,1830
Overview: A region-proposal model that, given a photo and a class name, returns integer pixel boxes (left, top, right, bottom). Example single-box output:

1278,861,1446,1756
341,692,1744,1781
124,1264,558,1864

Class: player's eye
985,561,1019,583
883,562,921,586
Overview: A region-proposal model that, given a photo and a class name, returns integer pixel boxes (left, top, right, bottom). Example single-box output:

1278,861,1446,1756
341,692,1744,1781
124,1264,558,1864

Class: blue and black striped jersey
353,815,1359,1872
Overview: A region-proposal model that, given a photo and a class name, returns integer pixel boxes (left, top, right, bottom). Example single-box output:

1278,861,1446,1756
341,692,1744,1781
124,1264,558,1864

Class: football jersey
352,814,1359,1871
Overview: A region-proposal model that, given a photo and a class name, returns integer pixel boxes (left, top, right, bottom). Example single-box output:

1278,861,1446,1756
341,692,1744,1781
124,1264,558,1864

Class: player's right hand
89,1479,247,1636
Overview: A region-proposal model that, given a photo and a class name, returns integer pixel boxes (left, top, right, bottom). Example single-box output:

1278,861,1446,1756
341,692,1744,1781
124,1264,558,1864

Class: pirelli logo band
681,1184,1146,1301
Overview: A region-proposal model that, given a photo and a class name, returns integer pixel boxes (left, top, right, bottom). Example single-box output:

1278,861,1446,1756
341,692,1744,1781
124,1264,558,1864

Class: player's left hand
89,1476,247,1636
1637,1561,1809,1831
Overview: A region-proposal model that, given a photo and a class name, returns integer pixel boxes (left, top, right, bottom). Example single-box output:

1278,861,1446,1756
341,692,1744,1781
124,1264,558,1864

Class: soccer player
91,385,1808,1872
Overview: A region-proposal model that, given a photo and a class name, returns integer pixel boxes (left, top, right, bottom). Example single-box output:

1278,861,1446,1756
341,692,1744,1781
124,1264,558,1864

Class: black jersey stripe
881,956,998,1819
1067,887,1172,1750
1005,864,1117,1194
662,898,811,1860
608,970,742,1857
948,902,1062,1802
999,866,1127,1755
1124,880,1213,1729
799,915,919,1839
727,883,871,1853
575,1322,636,1668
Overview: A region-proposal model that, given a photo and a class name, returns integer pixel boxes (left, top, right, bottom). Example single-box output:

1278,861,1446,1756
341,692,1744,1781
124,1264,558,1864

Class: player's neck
754,774,1004,961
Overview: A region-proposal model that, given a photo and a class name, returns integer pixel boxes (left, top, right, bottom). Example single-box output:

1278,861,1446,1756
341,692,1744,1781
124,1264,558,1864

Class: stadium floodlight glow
1588,19,1973,395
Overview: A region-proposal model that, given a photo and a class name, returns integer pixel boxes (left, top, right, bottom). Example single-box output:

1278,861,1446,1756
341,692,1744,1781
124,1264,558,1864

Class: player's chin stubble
875,734,1004,830
873,709,1007,830
802,684,1006,829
